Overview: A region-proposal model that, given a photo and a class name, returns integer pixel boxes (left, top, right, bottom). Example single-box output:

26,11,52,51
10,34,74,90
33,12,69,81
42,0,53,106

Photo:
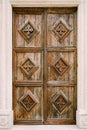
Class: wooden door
13,8,77,125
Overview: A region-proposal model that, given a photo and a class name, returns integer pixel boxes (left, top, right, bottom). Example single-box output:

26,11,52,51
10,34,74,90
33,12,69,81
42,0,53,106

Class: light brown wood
44,7,77,125
13,7,77,125
13,8,44,124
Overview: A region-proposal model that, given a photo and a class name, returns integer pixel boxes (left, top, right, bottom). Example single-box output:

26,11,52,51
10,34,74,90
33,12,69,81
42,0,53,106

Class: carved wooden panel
18,20,39,43
13,85,43,124
19,90,38,112
20,57,39,79
13,8,77,125
47,12,77,47
47,51,76,83
13,10,42,47
51,91,71,114
46,86,76,123
52,18,72,43
13,52,43,81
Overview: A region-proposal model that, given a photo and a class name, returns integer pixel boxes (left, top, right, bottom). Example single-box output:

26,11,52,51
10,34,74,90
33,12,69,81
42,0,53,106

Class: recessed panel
45,86,76,124
47,13,77,47
14,52,43,81
13,13,43,47
47,51,76,83
13,85,43,123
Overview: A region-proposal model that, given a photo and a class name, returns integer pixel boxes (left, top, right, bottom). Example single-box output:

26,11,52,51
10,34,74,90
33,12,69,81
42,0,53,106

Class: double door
13,7,77,124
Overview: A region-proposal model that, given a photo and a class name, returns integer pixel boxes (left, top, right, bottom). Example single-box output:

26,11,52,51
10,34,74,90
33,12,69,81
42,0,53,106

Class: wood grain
13,7,77,125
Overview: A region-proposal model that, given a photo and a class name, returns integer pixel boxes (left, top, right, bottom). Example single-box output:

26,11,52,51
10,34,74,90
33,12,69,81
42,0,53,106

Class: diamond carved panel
19,90,38,112
20,58,39,79
52,18,72,43
51,91,71,114
18,20,39,43
53,57,70,77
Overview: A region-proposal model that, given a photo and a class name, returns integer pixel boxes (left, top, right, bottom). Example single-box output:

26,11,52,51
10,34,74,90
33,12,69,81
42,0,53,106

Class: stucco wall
0,0,87,129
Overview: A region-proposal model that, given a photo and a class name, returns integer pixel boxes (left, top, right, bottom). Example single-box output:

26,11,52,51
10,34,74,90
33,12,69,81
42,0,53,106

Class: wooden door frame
1,0,87,129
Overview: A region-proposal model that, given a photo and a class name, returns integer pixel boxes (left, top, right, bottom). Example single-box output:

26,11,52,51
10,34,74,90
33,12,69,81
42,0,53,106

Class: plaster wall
0,0,87,129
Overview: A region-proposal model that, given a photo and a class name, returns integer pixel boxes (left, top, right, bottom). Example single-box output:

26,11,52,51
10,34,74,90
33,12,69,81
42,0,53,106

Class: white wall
0,0,87,129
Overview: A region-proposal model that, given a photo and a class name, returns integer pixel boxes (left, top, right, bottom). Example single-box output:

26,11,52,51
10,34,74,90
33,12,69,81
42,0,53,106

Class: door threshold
12,125,80,130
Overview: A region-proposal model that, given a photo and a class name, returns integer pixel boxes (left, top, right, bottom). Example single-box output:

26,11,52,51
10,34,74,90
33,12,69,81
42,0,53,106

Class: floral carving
19,90,38,112
53,95,67,113
52,18,72,43
53,57,70,77
22,58,34,73
51,91,71,114
18,20,39,43
20,58,38,79
23,24,34,39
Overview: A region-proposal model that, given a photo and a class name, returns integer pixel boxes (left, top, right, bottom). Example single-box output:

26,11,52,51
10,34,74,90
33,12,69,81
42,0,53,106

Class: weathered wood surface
13,7,77,125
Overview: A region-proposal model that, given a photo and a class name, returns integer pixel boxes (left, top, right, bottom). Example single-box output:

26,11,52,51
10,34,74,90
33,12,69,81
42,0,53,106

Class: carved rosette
53,56,70,77
19,90,38,112
19,58,39,79
52,18,72,43
51,91,71,114
18,20,39,43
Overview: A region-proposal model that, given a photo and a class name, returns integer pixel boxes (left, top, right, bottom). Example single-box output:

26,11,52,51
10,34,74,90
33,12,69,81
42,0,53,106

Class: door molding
1,0,87,129
10,0,79,7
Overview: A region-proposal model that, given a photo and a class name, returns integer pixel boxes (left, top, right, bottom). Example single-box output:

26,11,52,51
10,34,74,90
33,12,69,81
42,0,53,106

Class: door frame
1,0,87,129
